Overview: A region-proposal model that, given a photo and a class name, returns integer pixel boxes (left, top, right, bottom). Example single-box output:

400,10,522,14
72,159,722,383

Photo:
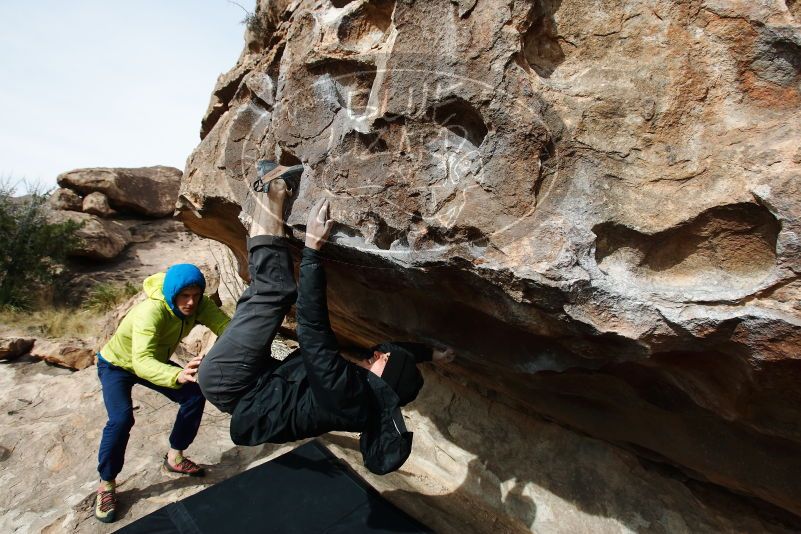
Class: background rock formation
47,166,243,303
57,166,182,218
178,0,801,520
0,165,243,372
49,166,184,261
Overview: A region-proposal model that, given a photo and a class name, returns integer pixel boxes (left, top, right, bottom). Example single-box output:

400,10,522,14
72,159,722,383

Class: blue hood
162,264,206,319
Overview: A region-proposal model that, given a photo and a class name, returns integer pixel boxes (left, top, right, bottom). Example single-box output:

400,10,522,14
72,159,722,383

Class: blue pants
96,355,206,481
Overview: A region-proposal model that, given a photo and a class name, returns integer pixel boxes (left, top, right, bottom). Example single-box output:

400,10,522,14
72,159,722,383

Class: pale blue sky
0,1,255,191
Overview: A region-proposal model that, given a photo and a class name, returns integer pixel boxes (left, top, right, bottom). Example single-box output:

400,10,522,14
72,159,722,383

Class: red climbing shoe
163,453,205,477
95,481,117,523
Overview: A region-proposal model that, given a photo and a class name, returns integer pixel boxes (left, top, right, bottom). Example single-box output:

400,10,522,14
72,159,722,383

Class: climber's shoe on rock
252,161,304,196
94,480,117,523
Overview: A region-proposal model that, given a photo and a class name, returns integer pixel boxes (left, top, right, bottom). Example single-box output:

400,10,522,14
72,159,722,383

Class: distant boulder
48,210,131,260
57,166,181,217
49,188,82,212
82,191,115,218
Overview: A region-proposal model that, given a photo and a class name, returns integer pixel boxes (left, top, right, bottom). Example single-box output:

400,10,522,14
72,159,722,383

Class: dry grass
0,281,142,340
0,306,102,339
84,282,139,313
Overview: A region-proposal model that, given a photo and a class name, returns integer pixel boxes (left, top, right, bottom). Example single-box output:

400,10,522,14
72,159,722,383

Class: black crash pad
117,440,430,533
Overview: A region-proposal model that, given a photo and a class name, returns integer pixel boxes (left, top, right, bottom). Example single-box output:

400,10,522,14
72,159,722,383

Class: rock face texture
49,188,83,212
82,191,115,218
179,0,801,519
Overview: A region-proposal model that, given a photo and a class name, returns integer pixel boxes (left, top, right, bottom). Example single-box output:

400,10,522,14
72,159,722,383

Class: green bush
0,180,83,309
84,281,140,313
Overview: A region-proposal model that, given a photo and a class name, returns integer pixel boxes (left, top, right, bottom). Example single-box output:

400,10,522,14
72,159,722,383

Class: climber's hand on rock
432,347,456,364
305,198,334,251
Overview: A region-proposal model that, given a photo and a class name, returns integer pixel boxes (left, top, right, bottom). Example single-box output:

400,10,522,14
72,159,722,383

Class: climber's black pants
198,236,297,414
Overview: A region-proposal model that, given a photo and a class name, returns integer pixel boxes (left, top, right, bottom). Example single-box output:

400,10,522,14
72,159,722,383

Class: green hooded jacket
100,272,231,388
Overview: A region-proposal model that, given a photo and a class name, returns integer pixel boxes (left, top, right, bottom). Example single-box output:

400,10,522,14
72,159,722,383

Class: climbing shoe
252,160,304,195
163,453,205,477
94,480,116,523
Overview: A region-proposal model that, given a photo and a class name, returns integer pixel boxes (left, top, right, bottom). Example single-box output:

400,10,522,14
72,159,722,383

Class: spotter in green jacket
100,267,230,388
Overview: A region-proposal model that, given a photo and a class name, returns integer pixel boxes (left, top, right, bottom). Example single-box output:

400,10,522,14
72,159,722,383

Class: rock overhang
178,0,801,518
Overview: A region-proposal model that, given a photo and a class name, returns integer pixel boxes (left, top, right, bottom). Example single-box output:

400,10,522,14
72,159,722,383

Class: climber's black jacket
229,247,431,474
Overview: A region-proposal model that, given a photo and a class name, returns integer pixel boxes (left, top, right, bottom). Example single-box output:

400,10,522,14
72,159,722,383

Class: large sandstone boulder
179,0,801,519
49,210,132,260
57,166,182,217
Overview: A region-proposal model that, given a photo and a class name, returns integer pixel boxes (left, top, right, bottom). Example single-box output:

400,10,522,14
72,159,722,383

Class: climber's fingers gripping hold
305,198,334,251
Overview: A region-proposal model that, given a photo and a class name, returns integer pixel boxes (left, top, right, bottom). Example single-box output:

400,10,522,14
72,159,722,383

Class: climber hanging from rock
197,160,454,474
